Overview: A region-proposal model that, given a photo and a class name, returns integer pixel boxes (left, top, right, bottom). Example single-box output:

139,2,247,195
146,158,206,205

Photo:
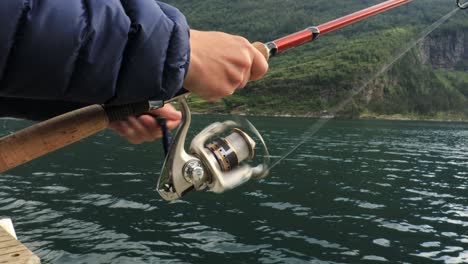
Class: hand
184,30,269,101
109,104,181,144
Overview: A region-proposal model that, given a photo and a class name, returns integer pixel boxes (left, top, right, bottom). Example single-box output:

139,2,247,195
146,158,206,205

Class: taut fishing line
269,6,461,170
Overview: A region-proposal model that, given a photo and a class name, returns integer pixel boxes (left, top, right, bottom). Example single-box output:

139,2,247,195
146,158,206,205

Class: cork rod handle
0,105,109,173
252,42,270,60
0,101,150,173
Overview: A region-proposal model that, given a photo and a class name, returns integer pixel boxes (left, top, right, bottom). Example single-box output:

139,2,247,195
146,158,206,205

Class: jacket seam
107,0,139,104
157,3,178,100
64,0,94,98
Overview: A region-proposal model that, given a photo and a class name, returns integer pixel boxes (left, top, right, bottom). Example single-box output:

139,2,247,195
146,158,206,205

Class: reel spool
157,94,270,201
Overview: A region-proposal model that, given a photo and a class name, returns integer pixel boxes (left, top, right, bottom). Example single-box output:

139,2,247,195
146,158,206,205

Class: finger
225,47,251,91
138,115,161,139
118,121,136,138
166,119,182,130
237,43,260,89
127,116,154,143
109,121,127,137
250,47,269,81
238,60,252,89
149,104,182,121
127,137,143,145
119,121,143,144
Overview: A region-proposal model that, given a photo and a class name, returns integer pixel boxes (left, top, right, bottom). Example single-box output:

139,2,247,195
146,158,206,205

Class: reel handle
0,102,150,173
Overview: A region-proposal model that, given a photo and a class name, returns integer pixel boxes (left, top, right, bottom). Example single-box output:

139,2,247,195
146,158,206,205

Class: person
0,1,268,144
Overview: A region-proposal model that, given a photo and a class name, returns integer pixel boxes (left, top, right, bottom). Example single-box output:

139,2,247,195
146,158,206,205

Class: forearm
0,0,190,106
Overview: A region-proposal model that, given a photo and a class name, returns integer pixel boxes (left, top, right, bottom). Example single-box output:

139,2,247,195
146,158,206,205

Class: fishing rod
253,0,412,59
0,0,414,201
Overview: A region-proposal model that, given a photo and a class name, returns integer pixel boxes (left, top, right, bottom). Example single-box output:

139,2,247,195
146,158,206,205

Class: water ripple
1,118,467,263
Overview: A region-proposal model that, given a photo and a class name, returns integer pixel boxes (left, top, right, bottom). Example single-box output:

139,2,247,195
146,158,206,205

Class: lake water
0,116,467,263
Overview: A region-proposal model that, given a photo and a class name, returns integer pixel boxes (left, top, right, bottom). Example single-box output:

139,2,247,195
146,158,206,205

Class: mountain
166,0,468,120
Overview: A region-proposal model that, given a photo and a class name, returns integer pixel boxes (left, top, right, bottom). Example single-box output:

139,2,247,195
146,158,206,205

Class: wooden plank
0,239,11,244
0,240,20,250
0,227,40,264
0,244,29,256
0,250,40,264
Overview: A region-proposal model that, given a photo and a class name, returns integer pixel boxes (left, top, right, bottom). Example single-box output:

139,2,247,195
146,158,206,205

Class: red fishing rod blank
264,0,412,57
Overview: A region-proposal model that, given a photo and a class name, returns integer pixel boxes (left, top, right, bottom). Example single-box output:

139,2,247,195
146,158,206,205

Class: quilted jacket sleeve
0,0,190,119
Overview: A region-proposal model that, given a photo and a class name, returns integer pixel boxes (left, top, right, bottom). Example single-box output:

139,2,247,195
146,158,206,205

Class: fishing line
269,6,461,170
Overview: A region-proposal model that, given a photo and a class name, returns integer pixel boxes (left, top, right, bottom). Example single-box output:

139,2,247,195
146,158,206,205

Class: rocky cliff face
361,28,468,116
364,29,468,104
418,30,467,70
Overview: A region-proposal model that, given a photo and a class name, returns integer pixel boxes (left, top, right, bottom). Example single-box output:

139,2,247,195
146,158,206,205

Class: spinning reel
156,94,270,201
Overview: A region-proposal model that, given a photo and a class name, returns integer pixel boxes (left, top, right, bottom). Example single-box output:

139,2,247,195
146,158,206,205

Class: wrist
183,30,202,91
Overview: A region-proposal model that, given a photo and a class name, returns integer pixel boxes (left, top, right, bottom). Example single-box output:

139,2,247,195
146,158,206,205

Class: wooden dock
0,224,40,264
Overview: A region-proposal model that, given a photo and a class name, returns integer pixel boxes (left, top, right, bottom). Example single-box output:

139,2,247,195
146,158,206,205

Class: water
0,116,467,263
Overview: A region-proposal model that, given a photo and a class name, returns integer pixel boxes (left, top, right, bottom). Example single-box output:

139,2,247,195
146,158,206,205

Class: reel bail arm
458,0,468,9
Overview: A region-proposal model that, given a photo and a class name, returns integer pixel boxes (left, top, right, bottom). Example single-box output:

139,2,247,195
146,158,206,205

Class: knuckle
221,88,233,97
259,60,269,73
237,37,254,61
232,75,244,88
214,87,234,100
239,79,248,89
227,68,244,87
240,55,252,69
254,65,269,80
238,36,250,47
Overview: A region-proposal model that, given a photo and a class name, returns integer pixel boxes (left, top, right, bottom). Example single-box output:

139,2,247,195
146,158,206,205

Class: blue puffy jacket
0,0,190,120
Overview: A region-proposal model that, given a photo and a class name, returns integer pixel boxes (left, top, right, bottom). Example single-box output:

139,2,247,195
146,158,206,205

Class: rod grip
252,42,270,60
0,105,108,173
0,101,150,173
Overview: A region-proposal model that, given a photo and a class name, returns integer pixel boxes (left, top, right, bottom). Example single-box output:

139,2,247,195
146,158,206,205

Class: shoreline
358,113,468,123
192,111,468,123
358,116,468,123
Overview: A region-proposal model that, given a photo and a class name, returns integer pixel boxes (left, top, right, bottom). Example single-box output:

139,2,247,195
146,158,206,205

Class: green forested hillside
166,0,468,119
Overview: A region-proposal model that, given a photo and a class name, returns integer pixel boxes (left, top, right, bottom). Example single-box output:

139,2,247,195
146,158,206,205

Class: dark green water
0,117,467,263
